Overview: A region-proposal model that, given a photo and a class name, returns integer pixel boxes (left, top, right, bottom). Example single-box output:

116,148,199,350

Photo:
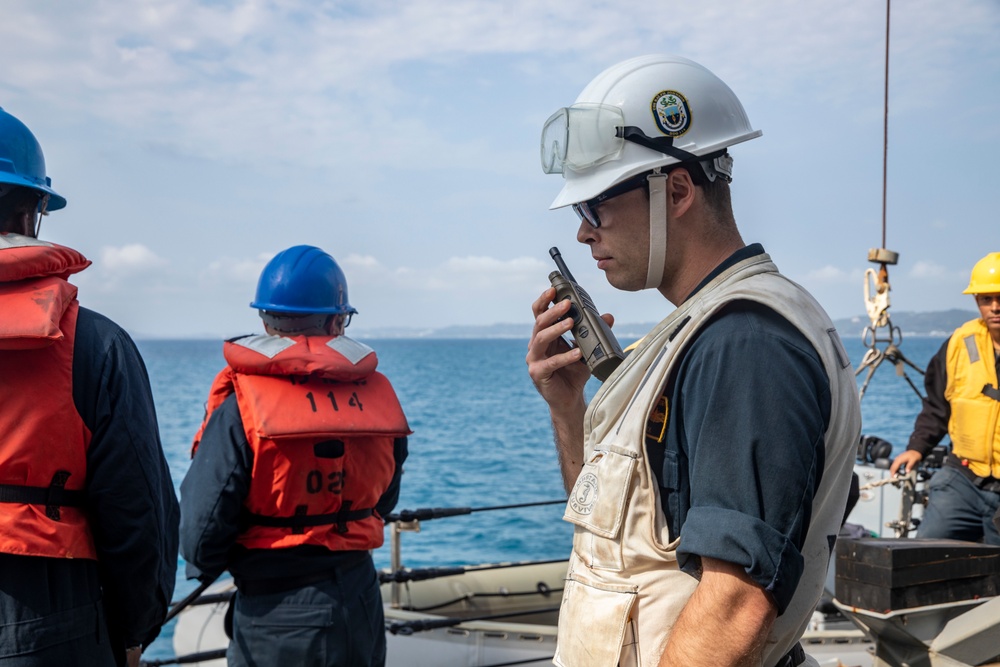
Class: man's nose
576,218,597,245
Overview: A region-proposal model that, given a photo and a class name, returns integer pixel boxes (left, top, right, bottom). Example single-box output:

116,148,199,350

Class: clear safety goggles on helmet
541,104,701,176
541,104,627,174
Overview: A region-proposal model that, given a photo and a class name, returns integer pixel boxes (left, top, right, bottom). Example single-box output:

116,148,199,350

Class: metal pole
390,520,402,608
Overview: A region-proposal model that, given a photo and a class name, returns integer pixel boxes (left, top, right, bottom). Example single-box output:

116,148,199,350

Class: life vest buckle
45,470,72,521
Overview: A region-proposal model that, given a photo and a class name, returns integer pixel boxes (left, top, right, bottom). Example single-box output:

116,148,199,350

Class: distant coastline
139,309,977,342
829,309,977,340
351,309,976,341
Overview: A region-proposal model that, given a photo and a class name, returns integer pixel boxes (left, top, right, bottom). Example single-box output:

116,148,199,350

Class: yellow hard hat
963,252,1000,294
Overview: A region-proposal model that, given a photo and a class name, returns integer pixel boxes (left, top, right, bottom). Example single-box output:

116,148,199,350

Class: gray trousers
228,556,385,667
0,555,117,667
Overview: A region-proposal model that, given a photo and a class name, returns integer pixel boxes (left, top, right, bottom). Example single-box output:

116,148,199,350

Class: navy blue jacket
0,307,179,658
647,245,832,614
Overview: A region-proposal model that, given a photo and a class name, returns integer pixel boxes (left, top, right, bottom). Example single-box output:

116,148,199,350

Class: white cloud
190,251,536,299
200,253,273,286
72,244,172,296
908,261,948,279
335,254,549,294
804,265,854,284
342,254,383,270
5,0,995,175
422,255,548,290
100,243,169,273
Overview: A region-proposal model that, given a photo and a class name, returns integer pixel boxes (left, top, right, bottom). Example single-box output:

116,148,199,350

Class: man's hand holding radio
527,286,614,491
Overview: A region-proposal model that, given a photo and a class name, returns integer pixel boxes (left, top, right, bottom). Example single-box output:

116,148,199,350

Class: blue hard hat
0,107,66,211
251,245,358,315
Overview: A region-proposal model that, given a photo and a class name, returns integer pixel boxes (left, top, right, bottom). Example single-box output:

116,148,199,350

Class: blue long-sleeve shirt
648,245,832,614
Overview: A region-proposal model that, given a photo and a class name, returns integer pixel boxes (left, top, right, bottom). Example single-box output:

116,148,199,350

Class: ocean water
135,332,947,661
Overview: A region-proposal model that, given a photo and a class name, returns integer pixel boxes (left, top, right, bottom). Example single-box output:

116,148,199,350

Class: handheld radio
548,247,625,382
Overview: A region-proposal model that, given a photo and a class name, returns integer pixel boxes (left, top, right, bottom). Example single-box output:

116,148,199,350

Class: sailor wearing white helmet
527,55,861,667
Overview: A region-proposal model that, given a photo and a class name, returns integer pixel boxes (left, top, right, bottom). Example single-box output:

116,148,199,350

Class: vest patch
569,472,599,515
234,334,295,359
0,234,51,249
327,336,374,365
645,395,669,444
964,335,980,364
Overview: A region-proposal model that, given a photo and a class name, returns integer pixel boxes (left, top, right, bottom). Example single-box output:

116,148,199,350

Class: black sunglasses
571,171,652,229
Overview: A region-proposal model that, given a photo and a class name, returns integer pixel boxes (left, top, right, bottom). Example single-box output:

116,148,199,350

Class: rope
385,499,566,524
855,0,926,403
881,0,891,249
140,648,228,666
477,657,556,667
857,469,916,492
388,606,561,636
403,584,565,614
381,558,568,584
857,476,903,492
163,578,216,624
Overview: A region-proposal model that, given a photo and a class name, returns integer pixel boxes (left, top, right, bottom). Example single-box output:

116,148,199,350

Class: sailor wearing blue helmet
181,246,410,667
0,107,179,667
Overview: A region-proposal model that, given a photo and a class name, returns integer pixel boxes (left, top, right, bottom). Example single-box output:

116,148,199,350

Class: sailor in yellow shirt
891,252,1000,544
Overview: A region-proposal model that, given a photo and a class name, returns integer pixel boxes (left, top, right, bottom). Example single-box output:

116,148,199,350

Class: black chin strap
617,126,700,162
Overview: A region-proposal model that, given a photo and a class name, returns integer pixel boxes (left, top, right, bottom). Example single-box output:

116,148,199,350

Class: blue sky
3,0,998,338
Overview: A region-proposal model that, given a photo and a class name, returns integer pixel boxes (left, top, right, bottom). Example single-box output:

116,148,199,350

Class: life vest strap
234,551,370,596
982,383,1000,402
0,470,85,521
242,501,374,535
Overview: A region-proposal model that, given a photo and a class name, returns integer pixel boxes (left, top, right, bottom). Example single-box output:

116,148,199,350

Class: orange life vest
0,233,96,560
193,334,411,552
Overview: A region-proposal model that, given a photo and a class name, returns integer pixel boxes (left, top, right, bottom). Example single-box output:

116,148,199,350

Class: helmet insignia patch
651,90,690,137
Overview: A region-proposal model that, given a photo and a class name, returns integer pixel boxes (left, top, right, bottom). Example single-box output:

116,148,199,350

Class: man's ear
325,314,345,336
666,167,696,218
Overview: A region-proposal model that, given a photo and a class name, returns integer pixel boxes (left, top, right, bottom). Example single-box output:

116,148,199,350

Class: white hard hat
541,55,761,209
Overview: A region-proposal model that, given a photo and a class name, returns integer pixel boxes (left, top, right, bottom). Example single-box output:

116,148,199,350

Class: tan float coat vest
554,254,861,667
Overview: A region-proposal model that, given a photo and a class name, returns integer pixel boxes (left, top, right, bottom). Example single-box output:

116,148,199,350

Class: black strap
668,315,692,342
243,501,374,534
982,383,1000,402
235,552,369,596
945,453,1000,493
773,642,806,667
0,470,85,522
617,126,700,163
